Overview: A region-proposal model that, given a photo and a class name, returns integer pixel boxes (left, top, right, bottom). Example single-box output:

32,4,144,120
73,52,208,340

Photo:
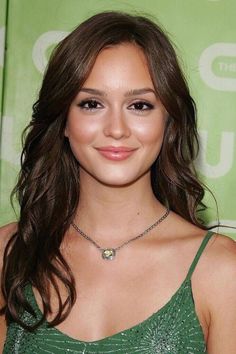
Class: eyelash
77,99,154,112
78,99,103,110
130,101,154,111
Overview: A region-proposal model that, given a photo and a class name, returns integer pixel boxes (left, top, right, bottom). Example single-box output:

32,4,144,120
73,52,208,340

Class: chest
46,243,209,344
4,280,208,354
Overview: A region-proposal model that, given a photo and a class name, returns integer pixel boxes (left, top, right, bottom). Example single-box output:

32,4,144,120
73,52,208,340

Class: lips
95,146,138,161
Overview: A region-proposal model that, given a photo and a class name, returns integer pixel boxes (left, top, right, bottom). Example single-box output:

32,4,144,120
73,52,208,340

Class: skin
1,43,236,353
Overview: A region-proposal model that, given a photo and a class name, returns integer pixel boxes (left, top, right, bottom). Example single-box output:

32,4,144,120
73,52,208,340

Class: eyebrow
79,87,156,97
125,88,156,97
80,88,106,96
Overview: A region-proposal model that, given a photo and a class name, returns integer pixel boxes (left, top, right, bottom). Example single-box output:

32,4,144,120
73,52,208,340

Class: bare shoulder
0,221,18,237
193,231,236,287
206,232,236,276
0,222,18,295
0,222,18,257
202,233,236,352
0,222,18,288
166,213,236,288
0,223,18,351
202,232,236,316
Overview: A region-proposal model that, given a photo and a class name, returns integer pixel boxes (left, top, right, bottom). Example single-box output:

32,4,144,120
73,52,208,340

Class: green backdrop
0,0,235,239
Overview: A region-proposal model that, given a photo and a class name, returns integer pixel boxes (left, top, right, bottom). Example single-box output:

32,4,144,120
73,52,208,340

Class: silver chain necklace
71,208,170,261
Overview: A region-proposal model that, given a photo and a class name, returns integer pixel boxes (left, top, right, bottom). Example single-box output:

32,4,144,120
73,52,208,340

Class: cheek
134,119,166,146
66,114,98,145
66,121,95,163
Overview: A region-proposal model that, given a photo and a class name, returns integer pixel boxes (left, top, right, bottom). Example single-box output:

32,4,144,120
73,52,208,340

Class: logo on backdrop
196,130,235,178
199,42,236,91
32,31,68,73
0,27,5,68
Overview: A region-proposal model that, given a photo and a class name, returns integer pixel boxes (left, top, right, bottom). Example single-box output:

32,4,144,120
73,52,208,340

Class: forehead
83,43,154,90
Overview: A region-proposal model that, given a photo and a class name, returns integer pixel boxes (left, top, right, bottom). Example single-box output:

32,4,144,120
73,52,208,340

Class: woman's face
65,43,168,187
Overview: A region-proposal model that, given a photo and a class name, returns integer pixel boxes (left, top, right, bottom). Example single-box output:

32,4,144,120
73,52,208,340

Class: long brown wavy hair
1,11,208,329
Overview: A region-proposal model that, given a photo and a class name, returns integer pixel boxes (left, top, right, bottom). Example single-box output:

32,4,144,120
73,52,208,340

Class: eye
128,101,154,112
77,99,103,111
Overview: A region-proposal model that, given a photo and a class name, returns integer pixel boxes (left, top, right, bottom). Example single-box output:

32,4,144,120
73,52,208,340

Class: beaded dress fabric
3,232,213,354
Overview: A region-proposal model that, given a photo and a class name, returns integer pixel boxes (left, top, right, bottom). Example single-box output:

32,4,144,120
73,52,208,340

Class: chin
79,164,149,187
94,175,134,187
94,170,148,188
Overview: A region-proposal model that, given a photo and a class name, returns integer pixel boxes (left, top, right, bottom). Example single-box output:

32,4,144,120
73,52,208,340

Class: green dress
3,231,213,353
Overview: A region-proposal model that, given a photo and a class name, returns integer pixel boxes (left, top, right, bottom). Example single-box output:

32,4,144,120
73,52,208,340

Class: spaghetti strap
185,230,214,281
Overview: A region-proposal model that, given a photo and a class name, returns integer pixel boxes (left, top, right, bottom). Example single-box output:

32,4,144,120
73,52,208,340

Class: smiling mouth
95,146,138,161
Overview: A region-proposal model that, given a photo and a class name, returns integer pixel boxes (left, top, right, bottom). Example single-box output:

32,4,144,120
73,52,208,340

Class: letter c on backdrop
199,43,236,91
32,31,68,74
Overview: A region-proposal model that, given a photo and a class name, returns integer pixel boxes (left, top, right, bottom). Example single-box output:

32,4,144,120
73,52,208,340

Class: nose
103,108,131,139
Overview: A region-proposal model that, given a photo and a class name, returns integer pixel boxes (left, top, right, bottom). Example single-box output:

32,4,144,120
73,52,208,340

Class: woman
0,11,236,353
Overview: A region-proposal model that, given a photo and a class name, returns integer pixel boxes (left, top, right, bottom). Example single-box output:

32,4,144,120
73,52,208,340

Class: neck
74,171,166,245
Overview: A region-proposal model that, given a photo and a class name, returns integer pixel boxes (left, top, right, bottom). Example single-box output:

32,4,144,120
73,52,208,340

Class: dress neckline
27,277,191,344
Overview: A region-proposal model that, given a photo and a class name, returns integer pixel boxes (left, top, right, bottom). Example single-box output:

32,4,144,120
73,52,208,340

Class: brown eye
128,101,154,111
78,99,103,110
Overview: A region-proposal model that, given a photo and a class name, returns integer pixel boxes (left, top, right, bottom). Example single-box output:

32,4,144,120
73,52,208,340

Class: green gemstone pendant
101,248,116,260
